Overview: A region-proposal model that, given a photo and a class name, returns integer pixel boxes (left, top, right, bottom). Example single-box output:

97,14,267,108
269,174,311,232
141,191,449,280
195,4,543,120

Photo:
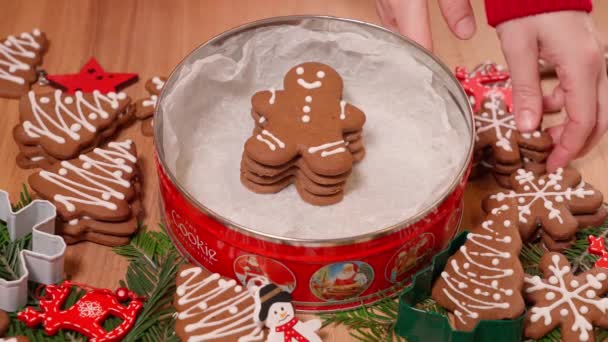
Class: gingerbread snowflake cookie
483,168,604,251
13,89,133,168
242,62,366,205
431,199,525,331
135,76,165,136
174,264,266,342
28,140,142,246
524,252,608,342
0,28,48,98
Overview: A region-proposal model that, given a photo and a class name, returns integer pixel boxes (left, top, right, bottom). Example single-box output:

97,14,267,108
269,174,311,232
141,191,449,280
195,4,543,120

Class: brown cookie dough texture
13,89,133,169
0,309,29,341
524,252,608,342
431,198,525,331
135,76,166,136
0,29,48,98
174,264,266,342
28,139,142,246
241,62,366,205
483,167,606,251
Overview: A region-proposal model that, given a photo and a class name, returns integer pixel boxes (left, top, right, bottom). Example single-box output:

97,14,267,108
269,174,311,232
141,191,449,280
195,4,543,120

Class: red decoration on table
588,235,608,268
455,64,512,112
46,57,138,94
17,281,145,342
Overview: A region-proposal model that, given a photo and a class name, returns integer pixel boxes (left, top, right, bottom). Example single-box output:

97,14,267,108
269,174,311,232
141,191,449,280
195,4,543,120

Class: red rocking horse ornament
17,281,145,342
455,63,513,113
588,235,608,269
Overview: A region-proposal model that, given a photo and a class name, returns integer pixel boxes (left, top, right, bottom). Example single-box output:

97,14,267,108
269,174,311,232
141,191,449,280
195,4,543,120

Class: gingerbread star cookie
483,168,605,251
524,252,608,342
0,28,48,98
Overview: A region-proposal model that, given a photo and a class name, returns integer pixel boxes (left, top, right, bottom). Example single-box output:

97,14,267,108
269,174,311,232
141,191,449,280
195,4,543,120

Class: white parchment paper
161,23,470,240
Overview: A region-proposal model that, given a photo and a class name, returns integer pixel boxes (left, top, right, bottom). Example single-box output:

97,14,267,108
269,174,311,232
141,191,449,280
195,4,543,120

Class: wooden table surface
0,0,606,340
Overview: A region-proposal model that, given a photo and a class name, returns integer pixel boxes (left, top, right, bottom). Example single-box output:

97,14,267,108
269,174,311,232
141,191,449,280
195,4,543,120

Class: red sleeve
485,0,593,27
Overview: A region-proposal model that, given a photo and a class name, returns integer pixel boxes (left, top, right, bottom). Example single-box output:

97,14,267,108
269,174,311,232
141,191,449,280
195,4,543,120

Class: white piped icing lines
175,266,265,342
0,29,42,85
475,92,516,151
431,203,524,330
34,140,137,214
524,253,608,342
22,90,127,144
308,140,346,157
256,130,285,151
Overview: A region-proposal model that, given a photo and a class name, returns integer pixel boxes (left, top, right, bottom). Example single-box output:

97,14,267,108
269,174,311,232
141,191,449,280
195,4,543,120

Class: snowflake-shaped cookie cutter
0,189,66,312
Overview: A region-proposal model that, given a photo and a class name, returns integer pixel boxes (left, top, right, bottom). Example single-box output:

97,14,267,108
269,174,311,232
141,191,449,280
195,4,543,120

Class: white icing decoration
339,100,346,120
321,147,346,157
475,93,515,152
142,95,158,107
490,168,594,224
438,215,518,327
525,254,608,342
268,88,276,104
176,267,264,342
22,90,123,144
296,67,304,75
258,117,266,124
30,156,44,162
0,30,41,85
303,105,310,113
38,140,136,212
308,140,346,157
297,79,321,89
256,130,285,151
40,97,50,104
151,76,165,90
316,71,325,78
305,96,312,103
301,115,310,123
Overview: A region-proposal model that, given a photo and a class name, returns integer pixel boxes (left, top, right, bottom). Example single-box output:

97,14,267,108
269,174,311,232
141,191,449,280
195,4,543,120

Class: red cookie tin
154,16,474,312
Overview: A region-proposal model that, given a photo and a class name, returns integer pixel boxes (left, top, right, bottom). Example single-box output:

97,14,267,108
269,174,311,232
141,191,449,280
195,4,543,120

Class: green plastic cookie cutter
395,231,525,342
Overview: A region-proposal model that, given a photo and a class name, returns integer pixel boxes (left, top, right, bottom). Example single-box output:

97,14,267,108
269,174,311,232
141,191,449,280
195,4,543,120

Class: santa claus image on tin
310,261,373,301
234,254,296,292
388,233,434,283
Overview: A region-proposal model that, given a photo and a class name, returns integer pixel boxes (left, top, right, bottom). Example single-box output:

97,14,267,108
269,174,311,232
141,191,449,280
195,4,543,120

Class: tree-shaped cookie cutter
0,190,66,312
395,232,525,342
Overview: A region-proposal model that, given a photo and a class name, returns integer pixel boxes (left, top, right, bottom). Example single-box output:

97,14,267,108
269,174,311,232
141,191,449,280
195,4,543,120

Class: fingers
377,0,433,50
438,0,476,39
497,21,543,133
542,85,565,113
576,58,608,157
546,49,601,170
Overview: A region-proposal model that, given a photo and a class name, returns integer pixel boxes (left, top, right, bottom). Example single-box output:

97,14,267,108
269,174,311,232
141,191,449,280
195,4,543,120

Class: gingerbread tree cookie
245,62,365,176
28,139,140,224
174,264,266,342
431,199,525,331
13,89,132,163
135,76,166,136
0,28,48,98
484,168,604,249
524,252,608,342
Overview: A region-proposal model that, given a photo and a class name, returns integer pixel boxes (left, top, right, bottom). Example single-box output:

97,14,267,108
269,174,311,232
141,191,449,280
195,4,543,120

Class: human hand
497,11,607,171
375,0,476,51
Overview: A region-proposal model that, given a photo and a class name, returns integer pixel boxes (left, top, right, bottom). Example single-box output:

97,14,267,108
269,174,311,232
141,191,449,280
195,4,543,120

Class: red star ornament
46,57,138,94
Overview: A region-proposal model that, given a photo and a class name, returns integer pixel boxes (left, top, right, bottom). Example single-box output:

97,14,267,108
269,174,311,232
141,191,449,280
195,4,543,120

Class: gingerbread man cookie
135,76,165,136
246,62,365,174
0,29,48,98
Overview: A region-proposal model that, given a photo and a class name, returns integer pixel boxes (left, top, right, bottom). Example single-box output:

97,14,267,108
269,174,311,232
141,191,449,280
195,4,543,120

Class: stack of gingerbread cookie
458,63,553,188
28,139,142,246
13,89,133,169
240,62,366,206
134,76,166,136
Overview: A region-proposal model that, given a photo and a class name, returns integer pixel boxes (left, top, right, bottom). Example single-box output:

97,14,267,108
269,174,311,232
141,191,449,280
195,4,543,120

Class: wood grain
0,1,606,340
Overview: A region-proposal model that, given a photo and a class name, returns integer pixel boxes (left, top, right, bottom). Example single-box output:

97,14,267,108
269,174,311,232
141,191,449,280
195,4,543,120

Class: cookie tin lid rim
154,15,475,247
395,231,525,341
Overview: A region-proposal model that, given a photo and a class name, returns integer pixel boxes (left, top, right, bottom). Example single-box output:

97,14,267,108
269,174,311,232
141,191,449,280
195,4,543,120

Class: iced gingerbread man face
246,62,366,176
